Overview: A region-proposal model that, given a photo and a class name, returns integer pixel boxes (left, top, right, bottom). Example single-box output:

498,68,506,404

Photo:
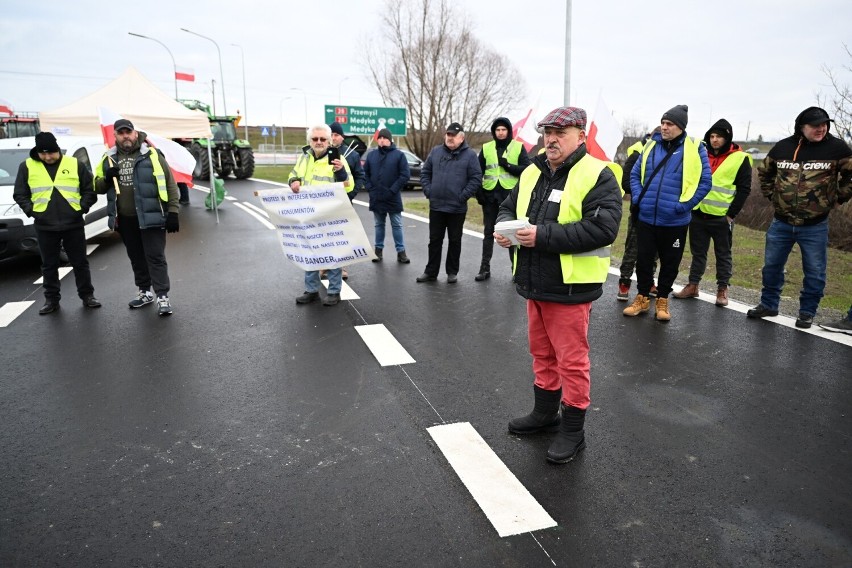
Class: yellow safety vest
26,156,81,213
515,154,622,284
95,147,169,202
626,140,645,157
289,150,353,192
696,151,753,216
639,137,703,202
482,140,523,190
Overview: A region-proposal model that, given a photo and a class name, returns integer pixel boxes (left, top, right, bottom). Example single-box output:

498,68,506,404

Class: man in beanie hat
474,117,531,281
328,121,365,280
748,106,852,328
495,106,622,464
623,104,712,322
673,118,752,306
363,128,411,263
94,119,181,316
13,132,101,314
416,122,481,284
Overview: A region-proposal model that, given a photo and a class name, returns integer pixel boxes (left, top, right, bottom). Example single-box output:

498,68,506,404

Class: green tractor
177,99,255,180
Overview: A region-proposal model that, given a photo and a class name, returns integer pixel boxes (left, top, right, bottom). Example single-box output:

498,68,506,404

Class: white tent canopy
40,67,212,139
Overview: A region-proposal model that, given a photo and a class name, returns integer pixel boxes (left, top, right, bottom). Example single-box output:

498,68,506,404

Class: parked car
0,136,110,261
360,147,424,190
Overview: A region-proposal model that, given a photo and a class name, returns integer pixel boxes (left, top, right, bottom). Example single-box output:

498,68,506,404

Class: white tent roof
40,67,212,138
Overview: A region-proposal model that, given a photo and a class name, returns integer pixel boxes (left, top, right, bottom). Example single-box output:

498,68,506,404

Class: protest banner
255,183,375,271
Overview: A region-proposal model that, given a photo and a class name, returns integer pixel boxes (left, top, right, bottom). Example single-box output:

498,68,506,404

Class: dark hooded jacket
758,106,852,226
700,118,752,219
420,139,482,214
364,141,409,214
476,117,532,204
13,145,96,231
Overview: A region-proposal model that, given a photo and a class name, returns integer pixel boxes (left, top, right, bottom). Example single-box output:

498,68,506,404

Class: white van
0,136,110,261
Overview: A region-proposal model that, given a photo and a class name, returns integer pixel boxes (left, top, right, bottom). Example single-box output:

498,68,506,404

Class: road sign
325,105,407,136
261,127,269,137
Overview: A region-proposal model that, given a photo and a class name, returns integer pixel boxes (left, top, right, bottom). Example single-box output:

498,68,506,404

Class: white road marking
354,323,415,366
224,195,237,201
34,267,72,284
240,202,269,218
320,279,359,300
86,244,98,255
0,302,35,327
427,422,557,537
233,202,276,230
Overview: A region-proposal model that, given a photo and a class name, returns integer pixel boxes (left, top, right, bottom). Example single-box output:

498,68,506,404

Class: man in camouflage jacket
748,106,852,328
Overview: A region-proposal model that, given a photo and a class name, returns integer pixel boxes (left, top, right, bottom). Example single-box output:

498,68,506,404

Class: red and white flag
513,107,540,152
585,95,623,162
97,106,197,187
0,98,13,116
175,66,195,82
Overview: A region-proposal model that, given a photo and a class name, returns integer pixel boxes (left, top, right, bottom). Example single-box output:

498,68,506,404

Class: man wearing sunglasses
289,124,353,306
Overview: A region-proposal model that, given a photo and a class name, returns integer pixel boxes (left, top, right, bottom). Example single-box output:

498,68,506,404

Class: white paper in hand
494,219,532,245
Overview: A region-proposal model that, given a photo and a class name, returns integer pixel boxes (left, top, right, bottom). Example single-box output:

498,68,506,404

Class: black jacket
13,155,96,232
476,117,532,204
498,146,623,304
421,140,481,214
364,143,409,214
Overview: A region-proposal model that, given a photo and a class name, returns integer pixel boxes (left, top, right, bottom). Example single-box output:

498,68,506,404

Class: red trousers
527,300,592,409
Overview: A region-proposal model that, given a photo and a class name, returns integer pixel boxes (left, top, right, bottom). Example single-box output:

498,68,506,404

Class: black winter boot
475,261,491,281
546,404,586,464
508,386,561,434
372,248,383,263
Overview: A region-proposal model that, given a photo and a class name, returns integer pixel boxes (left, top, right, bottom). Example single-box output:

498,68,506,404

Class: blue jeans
759,218,828,315
373,211,405,252
305,269,342,295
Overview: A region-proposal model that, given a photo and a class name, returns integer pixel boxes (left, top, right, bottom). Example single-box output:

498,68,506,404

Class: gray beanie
661,105,689,130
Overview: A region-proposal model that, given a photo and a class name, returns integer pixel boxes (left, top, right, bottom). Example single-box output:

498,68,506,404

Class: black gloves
498,156,510,169
165,212,180,233
104,166,120,186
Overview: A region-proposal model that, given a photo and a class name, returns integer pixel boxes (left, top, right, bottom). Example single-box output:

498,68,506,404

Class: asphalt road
1,178,850,567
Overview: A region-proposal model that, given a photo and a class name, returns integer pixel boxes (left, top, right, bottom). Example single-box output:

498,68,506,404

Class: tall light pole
128,32,178,98
290,87,307,128
181,27,227,115
338,76,349,103
231,43,248,140
564,0,572,105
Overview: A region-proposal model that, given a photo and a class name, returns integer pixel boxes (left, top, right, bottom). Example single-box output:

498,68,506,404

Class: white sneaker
128,290,155,309
157,296,173,316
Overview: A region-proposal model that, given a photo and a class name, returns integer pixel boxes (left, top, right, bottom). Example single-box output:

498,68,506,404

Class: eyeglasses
311,137,328,142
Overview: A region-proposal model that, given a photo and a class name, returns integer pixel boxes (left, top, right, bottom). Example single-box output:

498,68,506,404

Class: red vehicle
0,113,40,139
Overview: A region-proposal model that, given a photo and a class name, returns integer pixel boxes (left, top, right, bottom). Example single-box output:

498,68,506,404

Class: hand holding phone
327,147,340,163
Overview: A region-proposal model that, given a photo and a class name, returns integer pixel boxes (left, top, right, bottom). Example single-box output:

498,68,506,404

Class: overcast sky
2,0,851,142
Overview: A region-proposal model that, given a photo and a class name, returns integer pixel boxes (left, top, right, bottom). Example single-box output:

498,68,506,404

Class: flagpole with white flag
585,94,624,162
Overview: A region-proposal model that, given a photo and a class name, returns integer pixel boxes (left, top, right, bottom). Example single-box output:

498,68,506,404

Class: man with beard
474,117,530,280
95,119,180,316
673,119,752,306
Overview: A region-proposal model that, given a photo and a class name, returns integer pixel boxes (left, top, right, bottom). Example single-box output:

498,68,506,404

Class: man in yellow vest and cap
474,117,531,281
673,119,752,306
495,106,622,464
13,132,100,314
623,105,712,321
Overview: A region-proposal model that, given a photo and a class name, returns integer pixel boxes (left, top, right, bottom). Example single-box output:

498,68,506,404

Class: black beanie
377,128,392,140
705,118,733,143
661,105,688,130
328,122,344,136
31,132,61,159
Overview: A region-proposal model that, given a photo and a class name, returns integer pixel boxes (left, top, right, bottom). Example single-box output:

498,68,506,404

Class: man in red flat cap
495,106,622,464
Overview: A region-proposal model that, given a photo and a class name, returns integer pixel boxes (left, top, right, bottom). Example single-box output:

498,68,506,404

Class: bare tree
620,117,650,140
819,43,852,142
366,0,526,158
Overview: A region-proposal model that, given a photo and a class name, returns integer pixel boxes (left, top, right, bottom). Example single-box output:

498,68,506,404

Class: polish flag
513,107,540,152
0,98,13,116
175,66,195,82
585,95,623,162
97,106,197,187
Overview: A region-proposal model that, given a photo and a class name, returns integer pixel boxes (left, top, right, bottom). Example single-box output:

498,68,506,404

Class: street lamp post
181,27,227,116
290,87,307,128
128,32,178,98
231,43,248,140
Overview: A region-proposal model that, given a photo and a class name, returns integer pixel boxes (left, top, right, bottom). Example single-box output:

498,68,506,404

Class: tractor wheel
191,142,211,180
234,147,255,179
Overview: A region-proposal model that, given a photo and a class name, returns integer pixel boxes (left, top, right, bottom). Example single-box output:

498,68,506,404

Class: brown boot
673,282,699,299
623,294,650,316
655,297,671,322
715,286,728,306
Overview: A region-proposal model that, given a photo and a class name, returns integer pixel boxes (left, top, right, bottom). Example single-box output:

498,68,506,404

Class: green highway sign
325,105,407,136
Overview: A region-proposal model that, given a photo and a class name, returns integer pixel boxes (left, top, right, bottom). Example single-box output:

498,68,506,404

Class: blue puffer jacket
421,140,482,214
364,143,409,214
630,131,712,227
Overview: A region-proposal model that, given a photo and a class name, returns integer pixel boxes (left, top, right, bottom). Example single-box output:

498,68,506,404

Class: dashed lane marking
0,302,35,328
34,267,72,284
427,422,557,537
354,323,415,366
320,279,359,300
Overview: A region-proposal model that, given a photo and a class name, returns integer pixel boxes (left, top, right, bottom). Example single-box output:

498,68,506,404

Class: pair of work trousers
619,212,657,285
687,214,733,287
425,210,465,277
35,227,94,302
527,300,592,409
480,198,513,270
116,215,170,297
636,221,688,299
